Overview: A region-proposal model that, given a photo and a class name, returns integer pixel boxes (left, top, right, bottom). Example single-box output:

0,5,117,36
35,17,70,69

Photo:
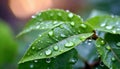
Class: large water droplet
68,13,73,18
48,31,53,36
53,46,59,51
65,42,74,48
80,24,87,28
116,42,120,46
70,22,75,26
106,25,113,30
46,58,51,63
101,23,106,27
30,64,34,68
45,49,52,56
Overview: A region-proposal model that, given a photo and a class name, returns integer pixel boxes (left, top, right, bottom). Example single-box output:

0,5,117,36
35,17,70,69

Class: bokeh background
0,0,120,69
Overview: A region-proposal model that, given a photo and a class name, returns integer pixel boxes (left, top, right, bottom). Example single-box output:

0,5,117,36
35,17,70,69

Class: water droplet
80,24,87,28
65,42,74,48
46,58,51,63
30,64,34,68
116,42,120,46
60,34,66,37
100,40,105,45
69,58,77,64
53,46,59,51
58,12,62,16
70,22,75,26
79,36,86,41
106,26,113,30
97,45,101,47
111,57,115,61
34,60,38,63
106,46,111,50
68,13,73,18
32,47,35,50
31,15,36,18
101,23,106,27
112,30,116,34
39,53,42,56
39,34,42,37
36,25,40,29
53,21,57,24
48,31,53,36
45,49,52,56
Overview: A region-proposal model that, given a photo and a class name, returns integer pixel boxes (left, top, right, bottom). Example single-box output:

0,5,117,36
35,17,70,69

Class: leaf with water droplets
96,33,120,69
18,9,93,65
86,15,120,34
19,49,78,69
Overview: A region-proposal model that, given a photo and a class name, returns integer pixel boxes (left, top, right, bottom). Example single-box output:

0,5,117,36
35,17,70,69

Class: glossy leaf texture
96,33,120,69
86,15,120,34
19,49,78,69
18,9,93,64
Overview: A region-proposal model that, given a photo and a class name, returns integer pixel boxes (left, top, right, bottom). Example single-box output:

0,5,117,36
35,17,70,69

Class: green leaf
96,33,120,69
19,49,78,69
86,15,120,34
18,9,93,64
0,20,17,67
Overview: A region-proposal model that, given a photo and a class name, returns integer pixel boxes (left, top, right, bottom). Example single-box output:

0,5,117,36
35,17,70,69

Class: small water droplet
100,40,105,45
80,24,87,28
101,23,106,27
45,49,52,56
46,58,51,63
68,13,73,18
70,22,75,26
53,46,59,51
60,34,66,37
39,34,42,37
30,64,34,68
106,46,111,50
34,60,38,63
39,53,42,56
116,42,120,46
53,21,57,24
48,31,53,36
111,57,115,61
69,58,77,64
36,25,40,29
106,26,113,30
31,15,36,18
58,12,62,16
112,30,116,34
65,42,74,48
32,47,35,50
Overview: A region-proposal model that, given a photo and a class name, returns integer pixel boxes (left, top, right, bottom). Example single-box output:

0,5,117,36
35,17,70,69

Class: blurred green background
0,0,120,69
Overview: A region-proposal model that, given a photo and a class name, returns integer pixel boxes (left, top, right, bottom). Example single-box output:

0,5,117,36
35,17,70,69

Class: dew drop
30,64,34,68
65,42,74,48
60,34,66,37
36,25,40,29
70,22,75,26
39,53,42,56
106,26,113,30
68,13,73,18
106,46,111,50
31,15,36,18
80,24,87,28
45,49,52,56
69,58,77,64
58,12,62,16
116,42,120,46
46,58,51,63
34,60,38,63
32,47,35,50
112,30,116,34
48,31,53,36
53,46,59,51
100,23,106,27
100,40,105,45
39,34,42,37
111,57,115,61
